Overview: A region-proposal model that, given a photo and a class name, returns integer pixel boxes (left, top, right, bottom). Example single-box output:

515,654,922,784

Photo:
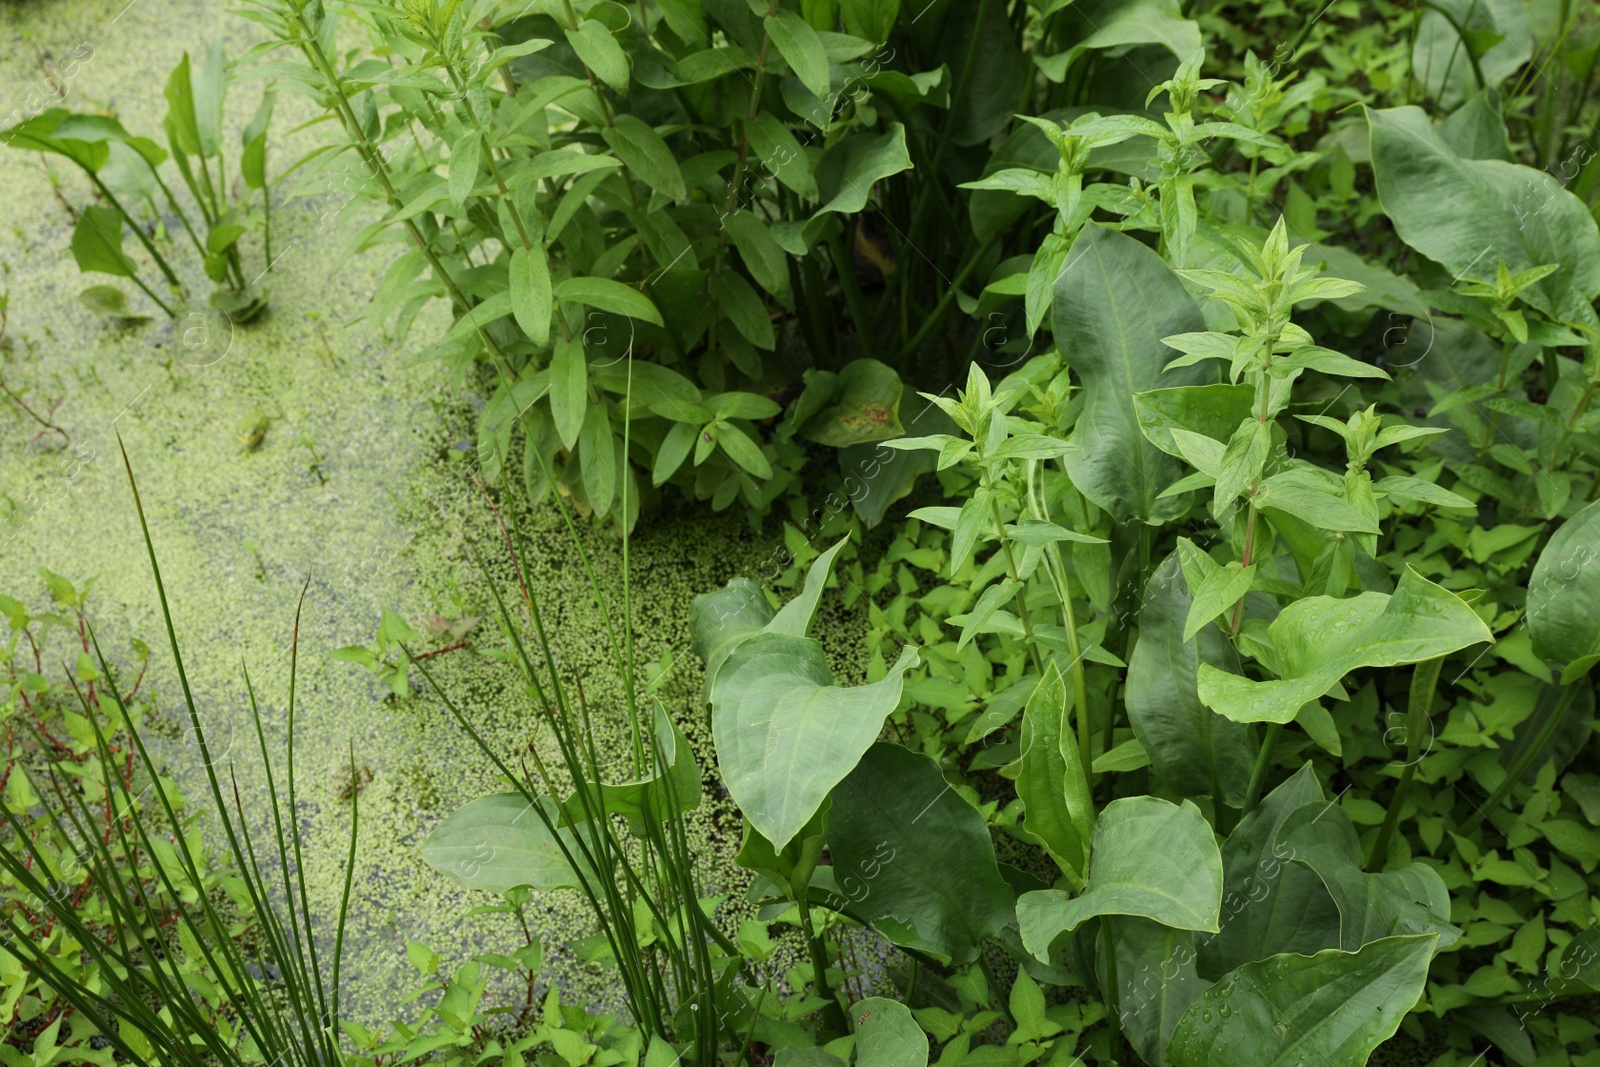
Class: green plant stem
1241,722,1282,814
1462,679,1587,832
828,225,873,345
87,173,182,290
895,235,998,361
1367,656,1443,871
145,161,208,264
1029,462,1094,785
1100,917,1122,1060
798,895,849,1036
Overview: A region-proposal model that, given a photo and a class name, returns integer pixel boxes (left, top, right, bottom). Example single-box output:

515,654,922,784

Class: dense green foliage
7,0,1600,1065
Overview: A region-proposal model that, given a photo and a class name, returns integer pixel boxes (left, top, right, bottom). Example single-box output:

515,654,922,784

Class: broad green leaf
1439,89,1513,162
1134,384,1257,459
931,0,1027,145
602,114,686,200
1126,554,1255,808
724,210,790,297
840,0,898,41
555,276,664,325
193,40,226,157
1197,567,1493,724
1183,561,1254,642
1037,0,1200,82
549,334,588,450
1018,797,1223,962
163,53,201,157
566,19,630,91
851,997,928,1067
1166,936,1438,1067
78,285,144,320
737,799,828,898
1412,0,1530,108
765,11,831,99
0,109,112,171
814,124,913,217
1367,105,1600,318
711,635,919,849
1279,803,1459,952
1256,468,1379,534
829,744,1016,966
510,245,553,348
713,421,772,477
421,794,591,893
1196,764,1341,979
689,576,775,701
1055,224,1210,523
240,92,274,190
767,537,848,638
70,205,137,278
798,359,905,447
1527,499,1600,683
1014,664,1092,887
579,405,617,515
1116,920,1205,1067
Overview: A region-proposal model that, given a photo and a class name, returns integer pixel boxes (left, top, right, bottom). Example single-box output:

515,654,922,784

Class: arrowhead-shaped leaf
712,637,918,850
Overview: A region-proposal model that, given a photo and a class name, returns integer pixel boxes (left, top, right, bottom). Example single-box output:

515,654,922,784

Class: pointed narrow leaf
1126,554,1255,807
1015,664,1092,886
511,245,553,347
766,10,831,99
549,334,588,450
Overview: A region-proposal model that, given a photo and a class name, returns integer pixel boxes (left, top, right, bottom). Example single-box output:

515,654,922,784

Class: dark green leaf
829,744,1016,966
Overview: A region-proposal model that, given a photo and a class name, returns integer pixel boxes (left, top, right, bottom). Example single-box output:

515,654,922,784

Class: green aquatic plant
0,43,275,320
0,447,353,1067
